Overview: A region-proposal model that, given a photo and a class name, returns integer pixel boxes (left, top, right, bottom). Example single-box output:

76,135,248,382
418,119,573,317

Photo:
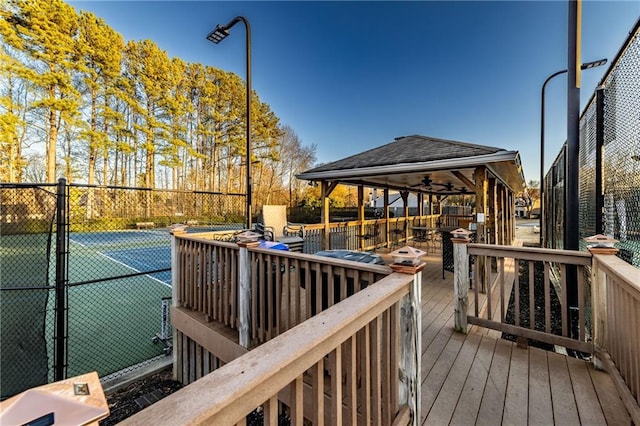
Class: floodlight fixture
206,25,230,44
580,58,607,70
206,16,253,230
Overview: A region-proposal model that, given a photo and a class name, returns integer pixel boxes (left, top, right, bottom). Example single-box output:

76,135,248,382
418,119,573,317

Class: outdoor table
411,226,439,251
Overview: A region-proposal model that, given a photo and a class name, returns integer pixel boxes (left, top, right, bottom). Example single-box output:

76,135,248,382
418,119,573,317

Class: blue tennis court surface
70,231,172,285
71,230,170,247
103,246,171,285
69,226,243,286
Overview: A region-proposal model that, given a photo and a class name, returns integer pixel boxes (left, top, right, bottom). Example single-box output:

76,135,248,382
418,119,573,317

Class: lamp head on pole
206,25,230,44
580,58,607,70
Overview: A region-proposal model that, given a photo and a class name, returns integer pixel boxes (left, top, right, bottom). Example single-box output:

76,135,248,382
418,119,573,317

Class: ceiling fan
410,175,434,189
434,182,455,192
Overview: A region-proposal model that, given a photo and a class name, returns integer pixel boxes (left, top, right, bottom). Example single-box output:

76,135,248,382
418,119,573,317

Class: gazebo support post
358,186,365,250
488,177,498,245
475,166,488,292
401,191,409,237
429,195,434,217
500,185,506,245
384,188,391,248
321,181,338,250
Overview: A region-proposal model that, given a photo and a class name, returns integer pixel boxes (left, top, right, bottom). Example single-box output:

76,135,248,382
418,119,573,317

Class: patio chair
256,205,288,241
390,221,406,247
256,205,304,252
357,223,380,251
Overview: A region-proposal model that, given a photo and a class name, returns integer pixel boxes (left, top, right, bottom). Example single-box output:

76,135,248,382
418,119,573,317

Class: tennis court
70,230,172,286
1,222,248,397
1,182,247,397
64,230,174,378
1,230,174,395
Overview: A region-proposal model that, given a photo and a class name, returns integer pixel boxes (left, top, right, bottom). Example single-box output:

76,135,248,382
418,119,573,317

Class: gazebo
296,134,526,250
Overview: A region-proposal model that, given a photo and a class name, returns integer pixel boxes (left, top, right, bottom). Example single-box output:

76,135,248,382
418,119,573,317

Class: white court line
68,237,88,248
96,251,172,288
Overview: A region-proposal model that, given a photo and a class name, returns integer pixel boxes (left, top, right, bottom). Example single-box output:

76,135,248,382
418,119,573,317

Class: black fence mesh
545,24,640,267
0,182,245,399
0,184,57,398
601,30,640,267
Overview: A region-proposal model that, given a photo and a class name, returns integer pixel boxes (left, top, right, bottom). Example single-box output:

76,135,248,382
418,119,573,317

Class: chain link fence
0,181,245,399
0,184,57,399
545,21,640,267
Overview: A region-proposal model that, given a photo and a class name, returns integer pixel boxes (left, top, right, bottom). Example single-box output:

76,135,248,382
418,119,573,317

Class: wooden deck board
424,332,481,424
503,345,529,425
588,362,632,425
547,351,580,425
475,338,512,425
528,347,553,426
420,332,466,418
449,335,496,426
566,356,607,425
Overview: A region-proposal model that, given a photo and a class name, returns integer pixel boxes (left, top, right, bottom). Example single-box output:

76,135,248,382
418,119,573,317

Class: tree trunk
46,107,58,183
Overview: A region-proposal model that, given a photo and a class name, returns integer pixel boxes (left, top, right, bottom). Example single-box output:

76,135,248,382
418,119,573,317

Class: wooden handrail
592,253,640,423
467,243,592,266
122,272,415,426
458,243,640,419
458,242,594,353
593,253,640,294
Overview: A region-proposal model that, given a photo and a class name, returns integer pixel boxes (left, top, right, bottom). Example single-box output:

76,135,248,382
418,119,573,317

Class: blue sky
70,1,639,183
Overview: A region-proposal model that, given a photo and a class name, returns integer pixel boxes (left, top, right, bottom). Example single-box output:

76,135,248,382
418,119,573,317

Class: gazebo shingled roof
297,135,525,194
304,135,505,173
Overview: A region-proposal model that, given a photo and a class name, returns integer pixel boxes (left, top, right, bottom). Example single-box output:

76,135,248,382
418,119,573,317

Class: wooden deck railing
299,215,443,253
459,243,593,353
453,241,640,423
189,214,459,254
592,253,640,424
124,270,423,426
172,230,390,347
248,247,390,344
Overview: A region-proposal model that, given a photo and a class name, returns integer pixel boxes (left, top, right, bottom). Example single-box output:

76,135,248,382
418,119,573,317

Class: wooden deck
405,249,632,425
163,239,635,425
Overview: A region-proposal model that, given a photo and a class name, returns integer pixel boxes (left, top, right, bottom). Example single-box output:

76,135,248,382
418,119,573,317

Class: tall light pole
207,16,252,230
539,58,606,247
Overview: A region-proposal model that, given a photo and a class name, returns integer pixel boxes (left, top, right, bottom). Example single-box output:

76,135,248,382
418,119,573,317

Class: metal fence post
54,178,68,381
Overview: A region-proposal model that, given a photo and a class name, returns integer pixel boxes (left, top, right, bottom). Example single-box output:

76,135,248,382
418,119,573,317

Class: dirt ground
99,368,183,425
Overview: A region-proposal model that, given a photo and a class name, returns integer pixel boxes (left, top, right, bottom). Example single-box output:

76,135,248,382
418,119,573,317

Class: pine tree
1,0,81,182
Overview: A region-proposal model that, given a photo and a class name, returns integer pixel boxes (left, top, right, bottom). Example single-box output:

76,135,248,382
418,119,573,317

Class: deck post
453,237,471,333
591,254,608,370
237,241,255,348
396,265,423,425
170,226,187,380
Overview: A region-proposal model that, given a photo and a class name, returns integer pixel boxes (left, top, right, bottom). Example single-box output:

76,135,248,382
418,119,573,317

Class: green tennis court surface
1,232,172,396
